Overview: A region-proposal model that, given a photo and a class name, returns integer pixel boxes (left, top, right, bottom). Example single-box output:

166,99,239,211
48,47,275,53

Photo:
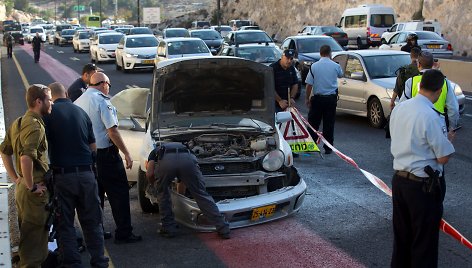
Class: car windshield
161,117,272,131
79,32,91,39
416,31,443,40
126,36,158,48
5,25,21,31
30,28,43,33
62,30,76,35
100,35,123,44
297,38,343,53
131,28,152,34
363,54,411,79
165,29,190,38
320,26,343,33
214,26,231,32
236,32,272,44
236,21,251,28
190,30,221,40
236,47,281,63
41,25,54,30
167,40,209,55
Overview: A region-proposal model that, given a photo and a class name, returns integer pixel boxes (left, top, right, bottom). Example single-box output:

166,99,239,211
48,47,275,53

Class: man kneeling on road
145,142,230,239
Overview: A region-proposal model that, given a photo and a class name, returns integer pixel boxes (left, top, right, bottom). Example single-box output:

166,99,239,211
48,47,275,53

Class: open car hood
151,57,275,132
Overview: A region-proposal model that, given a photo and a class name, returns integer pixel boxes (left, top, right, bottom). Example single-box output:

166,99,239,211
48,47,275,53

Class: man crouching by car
146,142,231,239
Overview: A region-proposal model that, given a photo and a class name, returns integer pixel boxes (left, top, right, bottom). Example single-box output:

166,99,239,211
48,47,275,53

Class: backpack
6,34,13,46
394,64,420,98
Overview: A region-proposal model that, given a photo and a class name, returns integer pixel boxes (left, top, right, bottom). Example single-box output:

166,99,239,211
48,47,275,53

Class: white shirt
390,94,454,177
74,87,118,149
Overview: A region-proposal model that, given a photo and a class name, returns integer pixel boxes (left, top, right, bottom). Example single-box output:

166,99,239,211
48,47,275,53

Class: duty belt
395,170,428,182
52,165,93,174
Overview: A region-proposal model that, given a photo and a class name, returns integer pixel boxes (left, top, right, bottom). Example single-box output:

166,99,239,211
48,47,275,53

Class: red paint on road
19,44,79,88
198,218,366,268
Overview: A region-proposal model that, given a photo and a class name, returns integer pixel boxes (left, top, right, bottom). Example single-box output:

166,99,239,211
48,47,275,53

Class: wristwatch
30,183,38,193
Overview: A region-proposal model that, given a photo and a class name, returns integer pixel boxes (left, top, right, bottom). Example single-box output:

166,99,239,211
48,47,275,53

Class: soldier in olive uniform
0,84,53,267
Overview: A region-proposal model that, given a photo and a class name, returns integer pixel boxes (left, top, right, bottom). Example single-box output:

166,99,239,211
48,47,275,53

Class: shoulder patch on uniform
107,105,112,110
98,93,110,100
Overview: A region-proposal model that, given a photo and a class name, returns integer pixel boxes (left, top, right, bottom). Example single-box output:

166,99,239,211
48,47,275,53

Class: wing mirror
117,44,124,49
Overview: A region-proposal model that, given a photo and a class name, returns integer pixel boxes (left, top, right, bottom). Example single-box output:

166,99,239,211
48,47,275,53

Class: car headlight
454,83,463,96
262,150,285,172
99,47,107,52
126,53,137,58
302,61,313,66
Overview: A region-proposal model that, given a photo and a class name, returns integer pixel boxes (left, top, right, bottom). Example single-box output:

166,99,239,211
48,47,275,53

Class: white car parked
26,26,46,43
73,30,92,53
115,34,158,72
90,32,124,62
155,37,212,65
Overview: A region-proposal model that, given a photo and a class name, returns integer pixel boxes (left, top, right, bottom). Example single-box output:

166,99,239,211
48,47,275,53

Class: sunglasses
91,81,111,87
32,84,49,90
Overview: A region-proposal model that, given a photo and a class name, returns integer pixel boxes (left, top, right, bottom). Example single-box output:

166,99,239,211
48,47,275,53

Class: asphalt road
2,42,472,267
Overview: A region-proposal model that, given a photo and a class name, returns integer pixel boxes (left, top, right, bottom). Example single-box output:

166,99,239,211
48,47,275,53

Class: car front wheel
137,168,159,213
367,97,386,128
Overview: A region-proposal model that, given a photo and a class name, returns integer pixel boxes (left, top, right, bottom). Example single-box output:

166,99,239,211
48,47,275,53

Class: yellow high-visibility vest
411,75,448,113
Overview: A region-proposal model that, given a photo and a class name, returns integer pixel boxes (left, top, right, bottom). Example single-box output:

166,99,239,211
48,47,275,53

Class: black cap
82,63,102,74
283,49,295,58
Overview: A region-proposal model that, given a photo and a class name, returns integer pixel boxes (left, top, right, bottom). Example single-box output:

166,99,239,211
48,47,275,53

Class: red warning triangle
282,110,310,140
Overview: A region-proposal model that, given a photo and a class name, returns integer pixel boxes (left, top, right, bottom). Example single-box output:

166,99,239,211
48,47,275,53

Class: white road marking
465,96,472,101
57,51,64,53
70,57,80,61
463,114,472,117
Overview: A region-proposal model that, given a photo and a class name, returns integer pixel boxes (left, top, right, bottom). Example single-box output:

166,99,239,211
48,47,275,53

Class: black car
280,35,344,83
58,29,77,46
54,24,73,45
189,29,224,55
223,30,274,47
3,23,24,45
298,26,348,47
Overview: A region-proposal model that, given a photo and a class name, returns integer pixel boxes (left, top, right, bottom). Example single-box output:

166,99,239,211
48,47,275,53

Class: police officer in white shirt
75,72,142,244
390,69,455,268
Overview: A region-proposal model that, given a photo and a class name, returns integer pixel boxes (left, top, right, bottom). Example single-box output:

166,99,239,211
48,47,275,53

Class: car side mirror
117,44,124,49
276,111,292,124
118,117,145,132
335,23,339,27
351,71,366,81
387,29,391,32
157,52,166,57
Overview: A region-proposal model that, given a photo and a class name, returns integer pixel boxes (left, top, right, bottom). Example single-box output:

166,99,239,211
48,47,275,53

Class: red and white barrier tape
291,107,472,251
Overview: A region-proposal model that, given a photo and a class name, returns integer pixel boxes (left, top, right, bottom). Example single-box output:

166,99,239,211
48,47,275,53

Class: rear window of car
126,36,158,48
297,38,343,53
100,35,123,44
130,28,152,34
190,30,221,40
62,30,76,35
236,32,272,44
167,40,210,55
321,26,343,33
416,31,442,40
196,21,210,27
115,28,130,34
370,14,395,27
236,20,251,28
165,29,190,38
236,46,281,63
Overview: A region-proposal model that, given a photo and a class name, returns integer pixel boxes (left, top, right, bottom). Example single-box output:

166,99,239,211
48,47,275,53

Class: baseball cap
283,49,295,59
82,63,103,74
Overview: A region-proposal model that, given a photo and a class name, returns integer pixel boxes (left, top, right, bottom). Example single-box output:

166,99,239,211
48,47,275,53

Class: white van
337,4,396,49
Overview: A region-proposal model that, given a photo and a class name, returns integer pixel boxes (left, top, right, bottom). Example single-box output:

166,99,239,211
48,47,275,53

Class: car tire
137,168,159,213
95,53,99,64
367,97,386,128
357,38,367,50
122,60,129,73
115,59,121,70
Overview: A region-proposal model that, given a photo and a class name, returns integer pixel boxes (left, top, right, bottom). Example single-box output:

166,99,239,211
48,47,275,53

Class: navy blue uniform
270,59,298,112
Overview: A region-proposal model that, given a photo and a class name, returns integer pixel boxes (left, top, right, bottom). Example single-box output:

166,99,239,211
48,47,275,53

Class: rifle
44,170,57,242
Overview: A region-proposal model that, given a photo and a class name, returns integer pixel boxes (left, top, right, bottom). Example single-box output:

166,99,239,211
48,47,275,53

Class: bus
84,15,101,28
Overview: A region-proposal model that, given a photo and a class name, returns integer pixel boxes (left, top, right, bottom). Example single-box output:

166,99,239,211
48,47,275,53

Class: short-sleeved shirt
74,87,118,149
400,69,459,128
44,98,95,167
270,59,298,101
0,111,49,182
68,78,87,102
305,57,343,96
390,94,454,177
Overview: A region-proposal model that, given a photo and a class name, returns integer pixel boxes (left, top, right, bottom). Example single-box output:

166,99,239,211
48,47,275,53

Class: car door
336,54,367,113
388,32,407,50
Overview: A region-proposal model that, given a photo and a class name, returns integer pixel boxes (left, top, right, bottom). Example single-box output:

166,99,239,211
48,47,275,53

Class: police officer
5,32,14,58
32,32,42,63
400,51,459,129
43,82,109,267
68,63,100,102
401,33,421,53
75,72,142,244
305,45,343,154
270,49,299,112
0,84,52,267
390,69,455,268
146,142,230,239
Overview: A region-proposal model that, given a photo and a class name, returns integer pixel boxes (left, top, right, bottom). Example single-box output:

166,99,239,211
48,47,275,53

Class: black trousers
7,44,12,58
391,173,445,268
96,145,133,239
33,49,40,62
308,94,337,151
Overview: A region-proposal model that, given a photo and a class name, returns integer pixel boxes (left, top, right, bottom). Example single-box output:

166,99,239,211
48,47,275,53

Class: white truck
381,20,442,44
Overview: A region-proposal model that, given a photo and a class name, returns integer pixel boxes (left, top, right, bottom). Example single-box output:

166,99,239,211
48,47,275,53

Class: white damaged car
114,57,307,231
